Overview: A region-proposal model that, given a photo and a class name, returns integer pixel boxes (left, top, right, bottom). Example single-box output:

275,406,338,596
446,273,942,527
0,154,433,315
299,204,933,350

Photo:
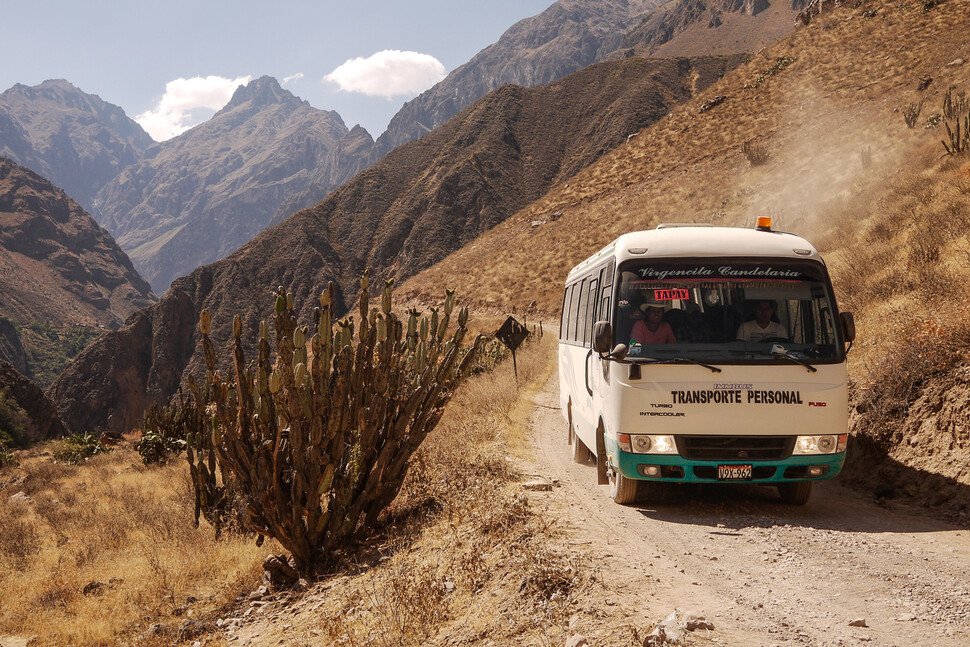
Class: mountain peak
224,76,302,111
4,79,84,102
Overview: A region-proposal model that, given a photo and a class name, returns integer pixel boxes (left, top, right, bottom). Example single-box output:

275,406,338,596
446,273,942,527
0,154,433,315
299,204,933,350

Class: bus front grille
676,435,793,461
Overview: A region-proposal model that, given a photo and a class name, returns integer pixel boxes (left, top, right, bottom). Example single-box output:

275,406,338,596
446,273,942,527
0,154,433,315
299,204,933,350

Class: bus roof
566,225,822,282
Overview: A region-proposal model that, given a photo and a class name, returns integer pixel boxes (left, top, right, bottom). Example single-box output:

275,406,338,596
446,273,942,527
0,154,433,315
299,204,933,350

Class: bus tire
572,436,593,464
609,469,640,505
778,481,813,505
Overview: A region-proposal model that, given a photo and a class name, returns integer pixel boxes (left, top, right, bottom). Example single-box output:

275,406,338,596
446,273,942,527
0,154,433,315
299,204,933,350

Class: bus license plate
717,464,752,480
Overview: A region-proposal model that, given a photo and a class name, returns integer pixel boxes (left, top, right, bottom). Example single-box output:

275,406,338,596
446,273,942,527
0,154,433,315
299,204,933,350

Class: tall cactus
190,275,483,576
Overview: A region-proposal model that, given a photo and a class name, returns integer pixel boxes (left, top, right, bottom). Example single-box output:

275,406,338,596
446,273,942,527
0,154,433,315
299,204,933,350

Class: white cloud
136,75,252,141
283,73,304,85
324,50,446,98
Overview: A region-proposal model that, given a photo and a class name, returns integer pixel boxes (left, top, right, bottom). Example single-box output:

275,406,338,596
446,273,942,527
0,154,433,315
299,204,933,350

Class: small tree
189,275,483,578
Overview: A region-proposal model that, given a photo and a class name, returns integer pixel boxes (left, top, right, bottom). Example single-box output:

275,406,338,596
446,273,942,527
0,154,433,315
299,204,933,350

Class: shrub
741,140,771,166
742,56,795,90
16,322,102,388
0,444,16,468
134,388,203,465
0,388,29,448
903,98,923,128
189,275,484,577
854,310,970,441
52,432,111,464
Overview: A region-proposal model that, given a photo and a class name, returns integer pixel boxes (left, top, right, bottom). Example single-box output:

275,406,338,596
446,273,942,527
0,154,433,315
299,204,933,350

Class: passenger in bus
736,300,788,342
631,301,677,346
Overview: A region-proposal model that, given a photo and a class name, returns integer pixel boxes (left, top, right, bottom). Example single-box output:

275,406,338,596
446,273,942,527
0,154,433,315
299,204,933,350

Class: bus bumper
608,441,845,484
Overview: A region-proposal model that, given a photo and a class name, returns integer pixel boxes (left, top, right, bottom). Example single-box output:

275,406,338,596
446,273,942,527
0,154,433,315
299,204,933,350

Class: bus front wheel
778,481,813,505
609,469,640,505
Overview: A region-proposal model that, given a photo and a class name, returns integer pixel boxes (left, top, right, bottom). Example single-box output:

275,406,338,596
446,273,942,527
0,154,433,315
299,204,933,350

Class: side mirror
840,312,856,343
592,321,613,354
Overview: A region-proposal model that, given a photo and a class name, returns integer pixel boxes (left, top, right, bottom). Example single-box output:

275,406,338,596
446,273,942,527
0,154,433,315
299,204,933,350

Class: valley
1,0,969,645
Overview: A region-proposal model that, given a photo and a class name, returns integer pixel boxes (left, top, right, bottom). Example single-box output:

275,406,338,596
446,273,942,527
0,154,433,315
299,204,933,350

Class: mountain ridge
95,76,375,293
48,53,744,434
0,79,153,215
374,0,665,156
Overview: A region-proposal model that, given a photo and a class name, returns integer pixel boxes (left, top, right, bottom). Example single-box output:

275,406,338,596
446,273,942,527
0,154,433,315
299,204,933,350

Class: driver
632,300,677,346
736,300,788,342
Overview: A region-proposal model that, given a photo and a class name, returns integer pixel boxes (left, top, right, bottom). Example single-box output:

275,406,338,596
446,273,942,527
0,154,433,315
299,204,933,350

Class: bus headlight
619,434,677,454
793,434,846,455
632,435,653,453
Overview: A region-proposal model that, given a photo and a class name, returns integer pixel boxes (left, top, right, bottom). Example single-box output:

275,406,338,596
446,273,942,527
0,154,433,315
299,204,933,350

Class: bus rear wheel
778,481,813,505
609,469,640,505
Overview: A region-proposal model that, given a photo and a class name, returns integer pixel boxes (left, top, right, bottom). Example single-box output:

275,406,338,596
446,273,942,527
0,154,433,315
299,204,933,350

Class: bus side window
562,283,577,342
576,278,589,345
583,279,598,346
573,279,587,343
559,287,569,340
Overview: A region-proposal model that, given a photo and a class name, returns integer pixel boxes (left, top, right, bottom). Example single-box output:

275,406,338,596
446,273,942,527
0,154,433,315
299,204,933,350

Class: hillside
268,0,795,237
95,76,374,293
0,157,155,385
47,54,743,435
0,80,153,215
7,3,970,645
0,157,154,325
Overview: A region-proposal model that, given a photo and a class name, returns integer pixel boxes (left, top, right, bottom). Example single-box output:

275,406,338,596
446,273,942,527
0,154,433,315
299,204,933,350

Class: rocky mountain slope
0,80,153,215
95,76,375,294
48,53,743,435
374,0,665,156
617,0,810,58
0,157,154,328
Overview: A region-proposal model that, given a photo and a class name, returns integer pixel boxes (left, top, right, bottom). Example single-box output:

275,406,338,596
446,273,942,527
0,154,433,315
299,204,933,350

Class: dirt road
526,376,970,647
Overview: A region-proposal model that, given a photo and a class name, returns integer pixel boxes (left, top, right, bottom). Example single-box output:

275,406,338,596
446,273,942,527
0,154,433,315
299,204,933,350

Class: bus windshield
615,260,843,362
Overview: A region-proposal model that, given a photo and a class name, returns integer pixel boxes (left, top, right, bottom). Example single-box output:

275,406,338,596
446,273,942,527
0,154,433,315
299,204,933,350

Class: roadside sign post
495,316,530,382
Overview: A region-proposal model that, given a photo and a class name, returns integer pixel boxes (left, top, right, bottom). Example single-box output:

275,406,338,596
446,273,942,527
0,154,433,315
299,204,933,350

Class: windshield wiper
764,344,818,373
636,357,722,373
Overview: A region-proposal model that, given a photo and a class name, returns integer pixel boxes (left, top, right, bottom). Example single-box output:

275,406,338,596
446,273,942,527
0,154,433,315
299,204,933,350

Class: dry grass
0,328,569,647
0,446,270,646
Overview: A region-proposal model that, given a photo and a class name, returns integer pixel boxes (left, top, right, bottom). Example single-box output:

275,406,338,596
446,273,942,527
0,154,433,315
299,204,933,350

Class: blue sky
3,0,552,140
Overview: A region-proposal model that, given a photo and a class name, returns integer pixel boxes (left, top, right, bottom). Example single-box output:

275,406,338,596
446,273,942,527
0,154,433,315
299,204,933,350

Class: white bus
558,219,855,505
